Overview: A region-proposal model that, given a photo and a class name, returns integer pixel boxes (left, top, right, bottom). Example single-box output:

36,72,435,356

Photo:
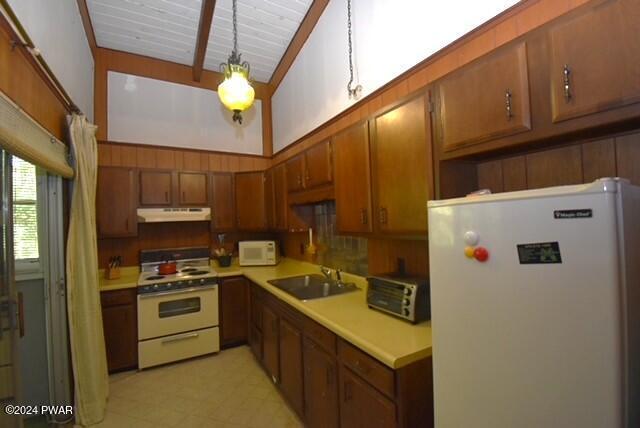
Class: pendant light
346,0,362,99
218,0,255,124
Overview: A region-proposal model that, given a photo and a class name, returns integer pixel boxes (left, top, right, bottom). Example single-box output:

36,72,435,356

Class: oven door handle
161,332,200,344
138,284,217,299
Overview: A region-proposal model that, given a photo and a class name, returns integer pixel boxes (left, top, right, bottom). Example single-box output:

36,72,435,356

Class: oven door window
158,296,201,318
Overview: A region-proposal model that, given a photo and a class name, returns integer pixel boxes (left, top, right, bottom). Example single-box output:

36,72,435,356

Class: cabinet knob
505,89,513,121
563,64,572,102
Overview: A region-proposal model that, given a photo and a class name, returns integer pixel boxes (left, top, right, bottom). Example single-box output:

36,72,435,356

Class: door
285,155,305,192
273,164,288,230
428,184,624,427
210,173,235,230
436,42,531,151
139,171,172,206
304,140,333,189
371,95,434,235
0,151,21,428
178,172,208,206
97,167,137,237
279,317,304,416
235,172,267,230
333,122,372,234
219,277,248,347
549,0,640,123
339,366,396,428
262,305,279,383
304,339,339,428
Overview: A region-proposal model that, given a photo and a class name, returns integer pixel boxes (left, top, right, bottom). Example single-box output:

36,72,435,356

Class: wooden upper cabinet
549,0,640,123
437,42,532,152
97,167,137,238
303,140,333,188
235,171,267,230
333,123,372,234
139,171,172,206
264,168,276,229
273,163,288,230
286,154,305,192
178,172,208,206
210,173,235,230
371,95,434,235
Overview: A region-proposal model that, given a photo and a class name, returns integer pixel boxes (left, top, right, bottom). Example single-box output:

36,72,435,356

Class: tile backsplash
313,202,368,276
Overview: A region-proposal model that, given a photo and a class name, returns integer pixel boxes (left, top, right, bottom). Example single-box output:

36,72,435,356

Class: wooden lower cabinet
246,281,434,428
100,289,137,372
219,277,248,348
262,305,280,383
279,317,304,416
304,338,339,428
340,365,397,428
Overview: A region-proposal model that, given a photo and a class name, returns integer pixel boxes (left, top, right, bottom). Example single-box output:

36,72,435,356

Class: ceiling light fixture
346,0,362,99
218,0,255,124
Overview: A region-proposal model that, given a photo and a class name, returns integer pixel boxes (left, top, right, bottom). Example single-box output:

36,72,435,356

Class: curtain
66,114,108,426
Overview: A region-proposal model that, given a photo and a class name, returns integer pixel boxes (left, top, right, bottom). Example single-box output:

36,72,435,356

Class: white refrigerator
428,178,639,428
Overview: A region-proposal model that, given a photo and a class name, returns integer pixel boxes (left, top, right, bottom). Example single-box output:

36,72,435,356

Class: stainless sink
267,274,359,300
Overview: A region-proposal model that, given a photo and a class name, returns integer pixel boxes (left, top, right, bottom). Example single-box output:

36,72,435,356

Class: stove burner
146,275,165,280
188,270,209,276
180,268,198,273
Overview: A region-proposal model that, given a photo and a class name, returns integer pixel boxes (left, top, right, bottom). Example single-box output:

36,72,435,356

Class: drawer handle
165,191,169,202
297,175,302,187
344,379,353,402
161,332,199,344
505,89,513,121
354,359,371,374
378,207,388,225
360,209,368,225
563,64,572,102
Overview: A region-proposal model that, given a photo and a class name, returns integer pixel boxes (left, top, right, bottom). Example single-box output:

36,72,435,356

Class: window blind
12,157,39,261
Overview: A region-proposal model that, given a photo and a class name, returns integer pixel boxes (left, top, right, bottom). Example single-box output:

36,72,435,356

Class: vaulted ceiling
86,0,314,83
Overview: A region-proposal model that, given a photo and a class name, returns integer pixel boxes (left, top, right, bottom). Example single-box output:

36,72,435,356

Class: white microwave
238,241,279,266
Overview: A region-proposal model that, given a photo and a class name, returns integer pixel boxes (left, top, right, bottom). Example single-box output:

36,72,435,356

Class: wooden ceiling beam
193,0,216,82
76,0,97,58
269,0,329,90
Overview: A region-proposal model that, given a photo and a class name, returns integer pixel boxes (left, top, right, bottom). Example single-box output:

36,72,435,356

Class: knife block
105,266,121,280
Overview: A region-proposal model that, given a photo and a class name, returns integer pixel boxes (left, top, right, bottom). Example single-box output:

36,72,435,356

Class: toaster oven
366,275,430,323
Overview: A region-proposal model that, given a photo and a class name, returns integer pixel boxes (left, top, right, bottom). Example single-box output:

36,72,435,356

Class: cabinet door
178,172,208,205
235,172,267,230
286,155,305,192
304,339,339,428
249,324,263,361
372,96,434,235
219,277,248,347
139,171,172,206
549,0,640,123
264,168,276,229
437,42,531,151
210,173,235,230
279,318,304,416
340,366,396,428
304,140,333,188
262,305,279,383
333,123,372,234
101,290,137,372
97,167,137,237
273,163,288,230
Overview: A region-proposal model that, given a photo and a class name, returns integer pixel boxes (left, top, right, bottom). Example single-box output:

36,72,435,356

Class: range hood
137,207,211,223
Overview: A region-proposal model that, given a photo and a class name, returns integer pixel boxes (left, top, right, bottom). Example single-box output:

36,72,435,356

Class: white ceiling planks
86,0,314,83
204,0,313,82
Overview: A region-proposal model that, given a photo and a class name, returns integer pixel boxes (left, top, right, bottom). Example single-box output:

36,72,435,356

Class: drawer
304,316,337,355
138,326,219,369
101,289,136,307
338,339,395,398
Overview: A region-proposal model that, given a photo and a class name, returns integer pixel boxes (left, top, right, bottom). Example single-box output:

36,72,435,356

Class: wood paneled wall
0,15,69,140
97,141,271,172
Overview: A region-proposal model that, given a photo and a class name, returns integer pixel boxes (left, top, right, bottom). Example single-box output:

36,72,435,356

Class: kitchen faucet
320,266,332,280
320,266,346,287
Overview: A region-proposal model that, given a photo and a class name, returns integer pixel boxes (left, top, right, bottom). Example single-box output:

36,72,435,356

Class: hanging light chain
347,0,362,99
232,0,239,56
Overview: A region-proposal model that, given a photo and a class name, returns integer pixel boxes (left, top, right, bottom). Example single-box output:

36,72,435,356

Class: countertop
98,258,432,369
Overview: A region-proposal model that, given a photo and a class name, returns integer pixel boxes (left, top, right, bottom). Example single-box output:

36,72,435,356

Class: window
12,157,41,275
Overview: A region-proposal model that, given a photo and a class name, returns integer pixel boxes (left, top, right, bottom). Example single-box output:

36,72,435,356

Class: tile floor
95,346,303,428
